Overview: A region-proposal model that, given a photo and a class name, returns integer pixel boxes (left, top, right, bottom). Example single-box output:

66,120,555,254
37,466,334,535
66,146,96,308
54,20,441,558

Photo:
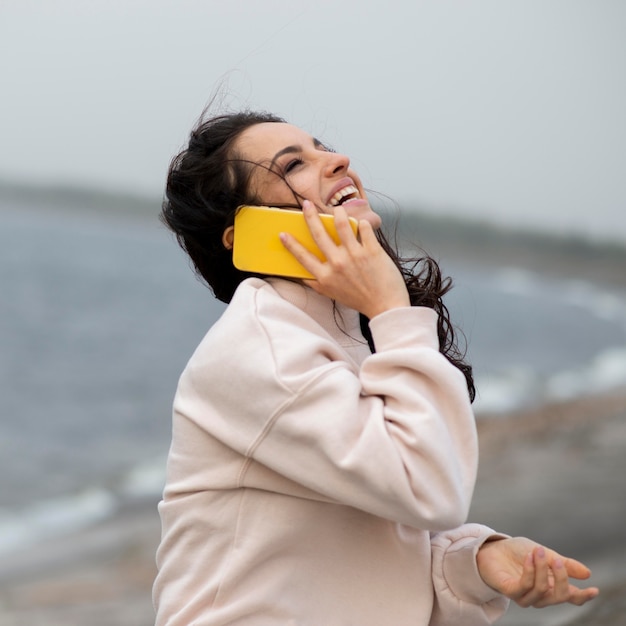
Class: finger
509,551,536,604
356,218,379,250
279,231,326,277
566,585,600,606
301,200,338,258
517,551,536,593
561,556,592,580
529,553,599,609
332,205,360,250
534,582,600,609
531,547,551,595
517,547,551,607
548,558,571,604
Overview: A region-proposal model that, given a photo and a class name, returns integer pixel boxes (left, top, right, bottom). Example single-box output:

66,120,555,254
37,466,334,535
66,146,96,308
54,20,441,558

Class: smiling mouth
328,185,359,207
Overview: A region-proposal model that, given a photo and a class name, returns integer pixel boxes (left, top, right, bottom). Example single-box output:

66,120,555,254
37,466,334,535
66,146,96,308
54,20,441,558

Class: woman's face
233,122,382,228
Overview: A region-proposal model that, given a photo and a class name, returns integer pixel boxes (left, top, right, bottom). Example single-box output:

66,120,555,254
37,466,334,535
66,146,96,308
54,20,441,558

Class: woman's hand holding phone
280,200,410,319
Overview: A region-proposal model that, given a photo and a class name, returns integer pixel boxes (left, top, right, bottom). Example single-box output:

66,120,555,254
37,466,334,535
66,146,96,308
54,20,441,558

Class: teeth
329,185,359,207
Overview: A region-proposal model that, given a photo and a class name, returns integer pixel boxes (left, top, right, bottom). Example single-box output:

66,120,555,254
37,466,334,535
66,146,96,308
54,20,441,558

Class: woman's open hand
279,200,410,319
476,537,599,608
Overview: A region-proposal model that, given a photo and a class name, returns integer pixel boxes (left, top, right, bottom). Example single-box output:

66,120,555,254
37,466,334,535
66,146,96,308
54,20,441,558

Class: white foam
544,346,626,401
560,279,626,323
121,457,167,498
477,267,626,412
476,346,626,414
0,455,168,556
0,488,117,555
546,369,589,401
588,347,626,391
474,368,539,415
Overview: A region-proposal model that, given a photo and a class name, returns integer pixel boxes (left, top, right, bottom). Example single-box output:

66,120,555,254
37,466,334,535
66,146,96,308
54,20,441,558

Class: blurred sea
1,191,626,557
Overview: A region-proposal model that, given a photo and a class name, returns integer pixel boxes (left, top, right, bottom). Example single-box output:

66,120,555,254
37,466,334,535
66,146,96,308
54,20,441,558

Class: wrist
365,298,411,320
476,537,507,588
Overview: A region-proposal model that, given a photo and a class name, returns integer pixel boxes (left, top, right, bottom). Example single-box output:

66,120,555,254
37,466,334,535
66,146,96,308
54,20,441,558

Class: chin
343,199,382,230
363,212,383,229
349,207,383,230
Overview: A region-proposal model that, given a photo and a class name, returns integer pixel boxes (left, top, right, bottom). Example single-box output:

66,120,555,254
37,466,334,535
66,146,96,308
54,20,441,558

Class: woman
153,110,598,625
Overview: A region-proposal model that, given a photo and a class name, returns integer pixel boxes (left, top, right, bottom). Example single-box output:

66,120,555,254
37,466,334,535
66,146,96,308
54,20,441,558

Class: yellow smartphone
233,205,359,279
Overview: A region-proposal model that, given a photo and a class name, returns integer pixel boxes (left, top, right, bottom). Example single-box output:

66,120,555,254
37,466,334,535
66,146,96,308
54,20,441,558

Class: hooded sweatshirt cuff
432,524,510,607
368,306,439,352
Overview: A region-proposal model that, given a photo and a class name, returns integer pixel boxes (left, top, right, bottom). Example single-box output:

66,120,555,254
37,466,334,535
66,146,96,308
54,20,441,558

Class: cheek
285,172,321,200
254,172,318,205
274,185,303,205
253,178,292,204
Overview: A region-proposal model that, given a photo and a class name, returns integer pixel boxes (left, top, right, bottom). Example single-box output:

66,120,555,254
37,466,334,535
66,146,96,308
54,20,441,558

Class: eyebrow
269,138,324,171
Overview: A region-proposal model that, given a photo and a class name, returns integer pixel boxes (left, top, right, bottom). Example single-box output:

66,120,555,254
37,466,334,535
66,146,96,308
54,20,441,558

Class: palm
480,538,539,593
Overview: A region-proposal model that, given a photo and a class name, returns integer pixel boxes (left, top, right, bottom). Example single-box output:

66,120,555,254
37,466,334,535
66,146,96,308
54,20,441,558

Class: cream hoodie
153,277,509,625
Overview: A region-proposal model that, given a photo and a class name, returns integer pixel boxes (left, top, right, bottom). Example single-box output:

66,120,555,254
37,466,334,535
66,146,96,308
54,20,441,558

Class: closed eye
284,158,304,174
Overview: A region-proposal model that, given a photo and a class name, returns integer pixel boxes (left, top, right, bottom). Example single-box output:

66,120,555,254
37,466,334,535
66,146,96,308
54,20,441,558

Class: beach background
1,2,626,624
1,190,625,625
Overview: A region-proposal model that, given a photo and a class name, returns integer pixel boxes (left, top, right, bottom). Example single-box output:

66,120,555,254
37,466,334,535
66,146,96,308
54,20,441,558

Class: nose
323,151,350,176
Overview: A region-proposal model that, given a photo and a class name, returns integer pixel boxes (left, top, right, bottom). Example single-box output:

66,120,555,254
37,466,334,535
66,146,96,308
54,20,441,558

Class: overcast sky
1,1,625,242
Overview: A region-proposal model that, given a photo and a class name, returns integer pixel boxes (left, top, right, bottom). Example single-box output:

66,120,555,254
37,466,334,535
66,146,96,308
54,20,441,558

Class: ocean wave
0,489,116,555
474,368,539,415
0,458,166,556
472,267,626,415
547,347,626,401
475,345,626,415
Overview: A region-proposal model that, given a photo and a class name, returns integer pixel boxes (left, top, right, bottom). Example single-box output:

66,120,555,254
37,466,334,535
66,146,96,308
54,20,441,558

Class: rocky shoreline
472,388,626,625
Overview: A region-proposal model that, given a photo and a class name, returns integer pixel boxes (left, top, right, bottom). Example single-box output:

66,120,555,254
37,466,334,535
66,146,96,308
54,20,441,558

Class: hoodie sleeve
176,283,479,530
430,524,510,625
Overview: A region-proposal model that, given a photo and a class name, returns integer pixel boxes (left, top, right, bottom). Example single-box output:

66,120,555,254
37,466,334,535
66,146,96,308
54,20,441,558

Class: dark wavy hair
161,110,475,401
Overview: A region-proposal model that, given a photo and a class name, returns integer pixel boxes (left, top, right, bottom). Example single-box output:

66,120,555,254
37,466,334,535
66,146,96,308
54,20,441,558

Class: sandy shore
1,387,626,625
0,499,160,626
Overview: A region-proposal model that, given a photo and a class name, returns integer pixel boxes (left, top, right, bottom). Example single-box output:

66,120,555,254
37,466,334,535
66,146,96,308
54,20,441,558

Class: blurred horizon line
2,176,626,255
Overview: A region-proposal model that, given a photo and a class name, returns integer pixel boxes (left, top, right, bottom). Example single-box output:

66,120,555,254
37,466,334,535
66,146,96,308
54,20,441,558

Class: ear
222,226,234,250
